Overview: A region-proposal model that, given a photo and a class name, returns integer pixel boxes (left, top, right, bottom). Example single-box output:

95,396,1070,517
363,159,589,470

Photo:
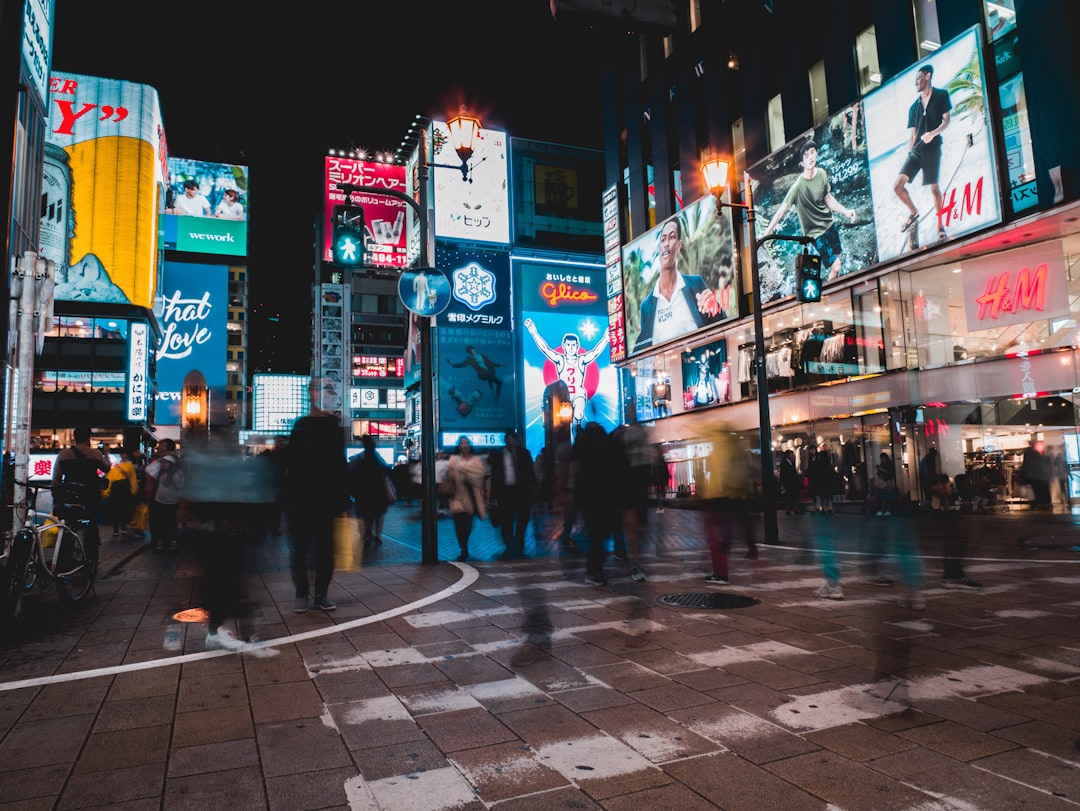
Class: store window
913,0,941,57
766,94,785,154
808,60,828,125
855,26,881,95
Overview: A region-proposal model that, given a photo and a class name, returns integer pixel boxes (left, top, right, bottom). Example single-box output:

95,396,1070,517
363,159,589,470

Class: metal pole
742,173,778,546
417,130,439,564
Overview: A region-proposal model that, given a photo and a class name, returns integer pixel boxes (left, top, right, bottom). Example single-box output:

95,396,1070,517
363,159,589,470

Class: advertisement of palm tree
863,26,1001,262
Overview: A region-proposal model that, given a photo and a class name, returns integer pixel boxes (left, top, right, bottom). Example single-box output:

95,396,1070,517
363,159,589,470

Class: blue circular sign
399,267,451,316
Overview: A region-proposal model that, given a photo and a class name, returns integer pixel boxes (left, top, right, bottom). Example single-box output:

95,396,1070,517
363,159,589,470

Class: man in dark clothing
894,62,952,242
348,434,393,552
488,430,536,560
51,426,109,565
779,449,802,515
1021,440,1052,509
573,423,621,586
286,377,347,613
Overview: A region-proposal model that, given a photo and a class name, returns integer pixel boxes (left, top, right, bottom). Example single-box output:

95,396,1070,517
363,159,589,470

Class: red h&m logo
975,263,1048,321
939,176,984,230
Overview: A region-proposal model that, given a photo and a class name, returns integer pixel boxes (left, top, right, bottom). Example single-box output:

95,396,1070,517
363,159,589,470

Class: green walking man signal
332,204,366,267
796,252,822,303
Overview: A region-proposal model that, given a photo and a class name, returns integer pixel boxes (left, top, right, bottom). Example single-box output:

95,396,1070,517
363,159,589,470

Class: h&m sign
962,241,1068,332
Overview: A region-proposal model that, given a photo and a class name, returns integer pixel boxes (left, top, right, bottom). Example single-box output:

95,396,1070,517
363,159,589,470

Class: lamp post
337,108,482,565
700,158,779,545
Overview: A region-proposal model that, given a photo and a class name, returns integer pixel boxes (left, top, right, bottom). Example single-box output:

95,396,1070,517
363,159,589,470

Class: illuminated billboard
863,26,1000,262
162,157,248,257
323,157,408,269
154,262,228,427
620,194,737,358
253,373,309,434
436,246,516,438
518,259,617,456
748,100,877,302
46,73,165,309
680,338,730,412
433,122,510,245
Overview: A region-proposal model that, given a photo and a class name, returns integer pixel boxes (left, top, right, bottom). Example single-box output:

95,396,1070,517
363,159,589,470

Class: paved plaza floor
0,502,1078,809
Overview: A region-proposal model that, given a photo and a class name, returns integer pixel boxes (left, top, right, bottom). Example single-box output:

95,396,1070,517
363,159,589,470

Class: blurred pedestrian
348,434,394,552
574,422,620,586
612,423,651,581
552,438,578,552
262,436,287,536
919,446,941,508
779,449,802,515
103,447,139,539
286,376,347,613
144,438,184,552
1021,439,1052,509
446,436,488,561
488,430,536,560
699,422,757,585
1051,447,1070,508
51,426,110,566
652,443,669,514
180,437,276,653
809,443,838,515
872,451,896,516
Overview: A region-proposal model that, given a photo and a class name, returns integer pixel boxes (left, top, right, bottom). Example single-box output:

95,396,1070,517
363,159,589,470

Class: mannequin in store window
652,377,671,418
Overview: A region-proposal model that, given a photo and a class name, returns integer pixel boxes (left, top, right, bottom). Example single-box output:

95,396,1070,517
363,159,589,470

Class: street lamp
700,156,779,546
337,107,482,565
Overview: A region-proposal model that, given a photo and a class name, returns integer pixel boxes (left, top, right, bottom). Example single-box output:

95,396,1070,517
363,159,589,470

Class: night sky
50,0,609,372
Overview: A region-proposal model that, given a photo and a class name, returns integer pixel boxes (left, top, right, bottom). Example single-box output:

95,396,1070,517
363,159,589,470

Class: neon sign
975,263,1047,321
540,281,598,307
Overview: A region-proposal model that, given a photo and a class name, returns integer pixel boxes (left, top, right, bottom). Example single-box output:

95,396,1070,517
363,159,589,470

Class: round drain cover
659,592,759,609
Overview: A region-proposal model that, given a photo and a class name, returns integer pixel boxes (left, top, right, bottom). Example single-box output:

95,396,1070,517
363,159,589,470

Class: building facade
589,0,1080,509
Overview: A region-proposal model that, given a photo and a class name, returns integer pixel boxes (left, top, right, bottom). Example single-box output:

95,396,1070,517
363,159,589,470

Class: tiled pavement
0,502,1078,809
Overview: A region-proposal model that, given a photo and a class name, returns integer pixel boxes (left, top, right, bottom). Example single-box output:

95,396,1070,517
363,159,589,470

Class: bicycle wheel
1,530,34,622
54,527,94,603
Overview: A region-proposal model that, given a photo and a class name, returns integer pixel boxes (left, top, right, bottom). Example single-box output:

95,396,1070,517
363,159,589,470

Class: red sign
962,241,1067,331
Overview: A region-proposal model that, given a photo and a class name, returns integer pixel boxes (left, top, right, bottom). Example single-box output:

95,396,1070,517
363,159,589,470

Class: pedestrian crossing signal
796,253,822,302
332,204,366,267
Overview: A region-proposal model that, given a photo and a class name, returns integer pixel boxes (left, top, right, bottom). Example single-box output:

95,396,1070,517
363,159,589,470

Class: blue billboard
155,262,229,426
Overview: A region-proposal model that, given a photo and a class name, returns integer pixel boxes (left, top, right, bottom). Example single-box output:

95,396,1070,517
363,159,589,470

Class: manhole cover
659,592,759,609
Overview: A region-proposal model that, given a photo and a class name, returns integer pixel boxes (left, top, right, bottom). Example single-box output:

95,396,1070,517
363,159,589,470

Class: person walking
348,434,394,552
1021,439,1052,510
809,444,838,515
699,422,757,585
779,449,802,515
51,426,110,566
286,377,347,613
144,438,184,552
103,447,139,539
573,422,620,586
872,451,896,516
445,436,488,561
488,430,536,560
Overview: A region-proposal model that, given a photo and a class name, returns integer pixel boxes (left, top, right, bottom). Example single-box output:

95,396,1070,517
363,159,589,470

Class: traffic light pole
337,178,439,565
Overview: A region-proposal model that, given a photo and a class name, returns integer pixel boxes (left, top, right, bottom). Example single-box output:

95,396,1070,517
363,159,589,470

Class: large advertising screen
46,73,165,309
518,259,617,457
154,262,228,427
748,100,877,302
323,157,408,269
433,122,510,245
680,338,730,412
162,157,249,257
863,26,1000,262
620,193,737,358
436,246,516,439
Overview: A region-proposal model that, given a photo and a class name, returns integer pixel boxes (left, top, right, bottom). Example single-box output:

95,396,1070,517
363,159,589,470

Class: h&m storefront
626,207,1080,510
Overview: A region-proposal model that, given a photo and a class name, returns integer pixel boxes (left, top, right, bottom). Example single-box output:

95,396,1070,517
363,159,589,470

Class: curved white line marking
0,562,479,693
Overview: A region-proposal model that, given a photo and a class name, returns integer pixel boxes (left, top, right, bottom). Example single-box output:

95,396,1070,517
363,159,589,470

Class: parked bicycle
1,480,96,623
